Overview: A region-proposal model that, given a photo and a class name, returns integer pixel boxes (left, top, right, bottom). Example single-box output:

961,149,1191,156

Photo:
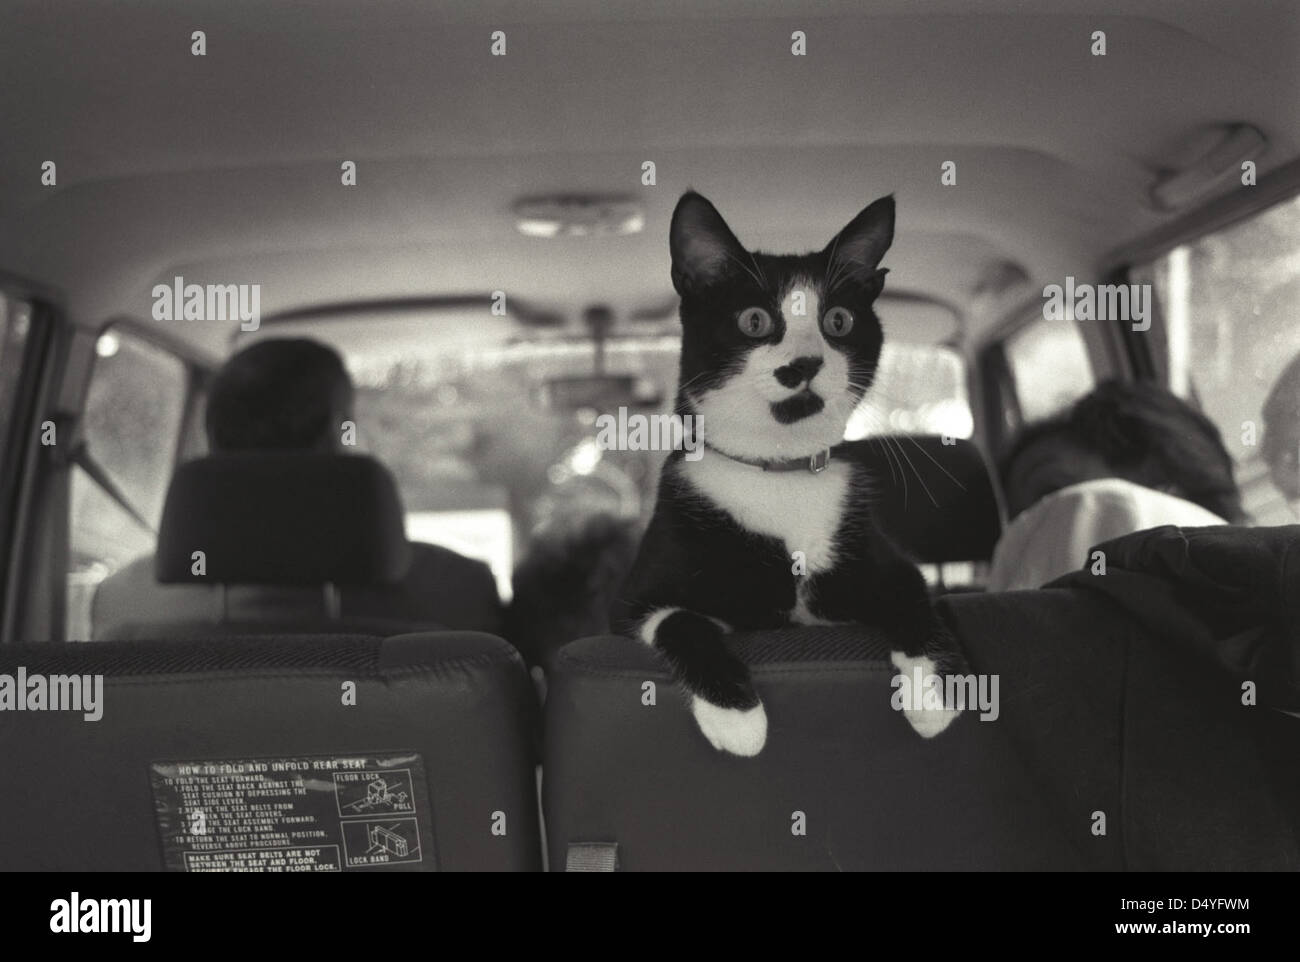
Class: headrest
155,454,412,585
860,435,1002,563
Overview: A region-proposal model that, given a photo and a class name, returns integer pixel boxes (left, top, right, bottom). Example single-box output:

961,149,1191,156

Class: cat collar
701,443,833,473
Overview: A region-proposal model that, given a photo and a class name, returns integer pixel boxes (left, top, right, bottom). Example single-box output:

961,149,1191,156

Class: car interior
1,0,1299,876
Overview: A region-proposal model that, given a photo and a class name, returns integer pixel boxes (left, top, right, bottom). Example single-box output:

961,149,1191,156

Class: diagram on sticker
341,817,422,866
334,770,415,816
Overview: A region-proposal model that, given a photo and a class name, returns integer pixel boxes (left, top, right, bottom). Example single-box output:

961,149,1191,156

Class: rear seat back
0,632,541,871
94,453,500,638
543,615,1090,871
953,588,1300,870
543,588,1298,870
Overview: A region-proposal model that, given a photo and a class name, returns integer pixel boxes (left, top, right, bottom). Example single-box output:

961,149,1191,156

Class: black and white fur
612,191,964,756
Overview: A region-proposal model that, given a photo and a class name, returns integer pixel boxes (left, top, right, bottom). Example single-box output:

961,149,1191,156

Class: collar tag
808,448,831,473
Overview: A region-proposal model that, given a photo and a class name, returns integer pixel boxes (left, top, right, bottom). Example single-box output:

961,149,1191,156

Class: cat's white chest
680,455,850,573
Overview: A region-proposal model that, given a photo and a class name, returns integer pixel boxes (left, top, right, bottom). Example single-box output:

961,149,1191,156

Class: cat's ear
823,195,895,294
670,191,749,295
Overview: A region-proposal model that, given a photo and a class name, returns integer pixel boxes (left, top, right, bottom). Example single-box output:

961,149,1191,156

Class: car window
66,330,188,640
1003,315,1095,424
844,342,972,440
1133,193,1300,524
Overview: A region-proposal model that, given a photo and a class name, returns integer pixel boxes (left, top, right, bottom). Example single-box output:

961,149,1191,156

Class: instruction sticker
149,752,434,872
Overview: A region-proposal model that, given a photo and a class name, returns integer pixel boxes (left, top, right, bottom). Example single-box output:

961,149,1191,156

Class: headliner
3,0,1297,359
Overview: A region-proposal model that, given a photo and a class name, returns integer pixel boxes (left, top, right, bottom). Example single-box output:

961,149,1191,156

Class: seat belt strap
68,443,155,534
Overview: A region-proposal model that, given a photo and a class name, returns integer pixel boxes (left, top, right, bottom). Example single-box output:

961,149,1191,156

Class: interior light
513,195,645,238
569,438,603,476
96,332,120,358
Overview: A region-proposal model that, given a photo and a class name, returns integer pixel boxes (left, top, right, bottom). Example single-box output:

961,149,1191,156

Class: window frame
0,272,69,645
59,318,216,639
976,293,1113,459
976,156,1300,463
1115,179,1300,526
0,305,216,644
1101,155,1300,391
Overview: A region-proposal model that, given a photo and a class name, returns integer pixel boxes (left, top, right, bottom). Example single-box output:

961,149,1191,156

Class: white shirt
988,478,1227,592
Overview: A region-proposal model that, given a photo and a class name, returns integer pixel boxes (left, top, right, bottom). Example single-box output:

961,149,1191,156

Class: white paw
890,651,962,739
691,696,768,756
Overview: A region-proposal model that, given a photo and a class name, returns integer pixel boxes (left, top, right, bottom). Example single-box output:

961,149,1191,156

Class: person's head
998,416,1111,520
205,338,354,454
1262,354,1300,501
1000,379,1246,523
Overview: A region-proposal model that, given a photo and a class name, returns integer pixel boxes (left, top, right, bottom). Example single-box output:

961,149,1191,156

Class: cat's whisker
863,418,902,490
882,435,911,507
846,397,971,496
903,435,967,491
890,436,939,507
849,405,927,508
674,369,716,408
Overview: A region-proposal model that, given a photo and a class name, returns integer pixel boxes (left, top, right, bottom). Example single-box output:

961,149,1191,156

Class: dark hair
1000,379,1246,523
205,339,353,452
506,514,640,671
997,411,1071,481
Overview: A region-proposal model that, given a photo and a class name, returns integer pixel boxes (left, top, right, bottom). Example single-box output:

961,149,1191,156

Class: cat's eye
821,306,855,337
737,306,774,338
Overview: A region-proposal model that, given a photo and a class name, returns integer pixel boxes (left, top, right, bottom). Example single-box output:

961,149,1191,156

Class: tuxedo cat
611,190,965,756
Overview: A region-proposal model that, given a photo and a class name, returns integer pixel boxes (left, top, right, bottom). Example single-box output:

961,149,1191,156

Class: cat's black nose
774,356,823,389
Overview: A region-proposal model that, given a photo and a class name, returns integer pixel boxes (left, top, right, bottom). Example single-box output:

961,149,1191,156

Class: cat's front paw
690,695,768,756
889,651,962,739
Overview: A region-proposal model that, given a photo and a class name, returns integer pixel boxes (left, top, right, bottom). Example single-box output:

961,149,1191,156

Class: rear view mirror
540,374,663,412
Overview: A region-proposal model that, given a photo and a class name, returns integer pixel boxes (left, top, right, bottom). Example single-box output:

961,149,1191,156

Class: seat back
860,434,1002,564
543,617,1088,871
98,453,425,639
0,632,542,871
155,452,412,585
543,588,1299,870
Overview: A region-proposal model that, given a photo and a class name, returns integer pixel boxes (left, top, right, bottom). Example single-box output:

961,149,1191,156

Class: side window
1003,315,1095,424
66,330,187,640
1133,193,1300,524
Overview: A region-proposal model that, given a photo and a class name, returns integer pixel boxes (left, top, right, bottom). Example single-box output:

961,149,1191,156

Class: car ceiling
2,0,1298,362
